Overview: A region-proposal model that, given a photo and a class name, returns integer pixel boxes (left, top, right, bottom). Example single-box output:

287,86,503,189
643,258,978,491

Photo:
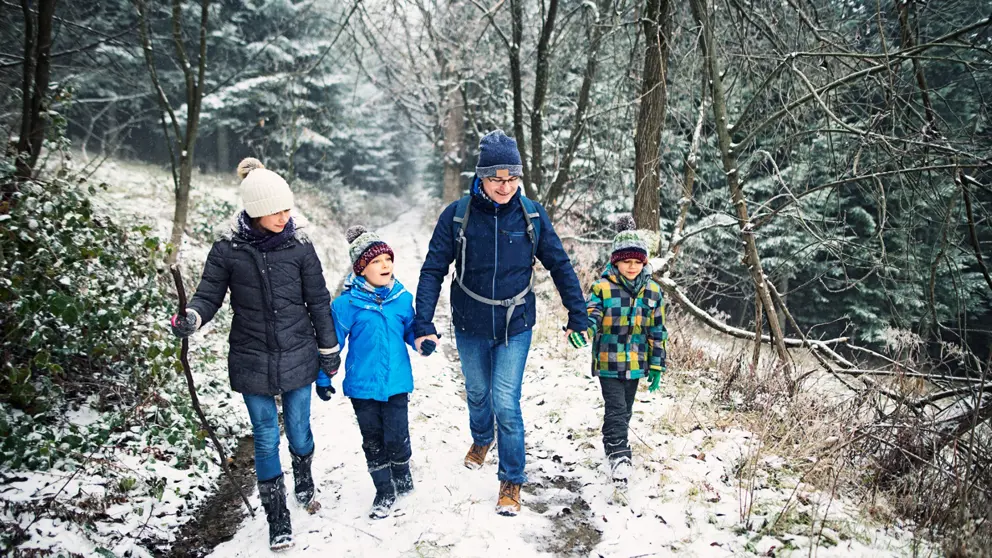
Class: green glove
568,331,588,349
647,368,663,392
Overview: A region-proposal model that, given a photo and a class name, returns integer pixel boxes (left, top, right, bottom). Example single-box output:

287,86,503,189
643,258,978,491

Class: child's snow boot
290,449,319,512
391,461,414,496
258,474,294,551
369,466,396,519
609,456,633,485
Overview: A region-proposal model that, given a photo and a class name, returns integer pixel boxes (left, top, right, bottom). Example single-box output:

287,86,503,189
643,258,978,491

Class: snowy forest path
205,200,922,558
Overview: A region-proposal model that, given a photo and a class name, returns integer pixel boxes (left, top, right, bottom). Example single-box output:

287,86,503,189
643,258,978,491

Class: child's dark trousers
599,377,640,461
351,393,412,493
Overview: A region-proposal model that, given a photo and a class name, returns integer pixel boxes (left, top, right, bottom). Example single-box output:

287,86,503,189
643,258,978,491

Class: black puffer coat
187,222,337,395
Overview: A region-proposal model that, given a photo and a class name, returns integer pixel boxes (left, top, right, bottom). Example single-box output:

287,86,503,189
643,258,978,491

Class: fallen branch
170,264,254,518
654,275,848,350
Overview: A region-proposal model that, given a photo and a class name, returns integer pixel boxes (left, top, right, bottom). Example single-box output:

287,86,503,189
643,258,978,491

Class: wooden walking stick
170,264,255,518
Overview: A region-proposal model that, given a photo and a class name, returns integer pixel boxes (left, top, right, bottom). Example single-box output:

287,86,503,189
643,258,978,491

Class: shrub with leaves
0,165,179,468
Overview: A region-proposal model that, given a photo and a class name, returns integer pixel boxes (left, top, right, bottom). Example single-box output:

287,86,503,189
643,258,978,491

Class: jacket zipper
492,210,498,340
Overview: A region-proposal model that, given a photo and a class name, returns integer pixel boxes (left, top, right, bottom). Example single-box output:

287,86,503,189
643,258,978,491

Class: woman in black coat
169,157,338,551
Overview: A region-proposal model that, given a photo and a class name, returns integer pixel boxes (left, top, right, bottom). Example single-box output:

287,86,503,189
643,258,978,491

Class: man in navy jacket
414,130,587,516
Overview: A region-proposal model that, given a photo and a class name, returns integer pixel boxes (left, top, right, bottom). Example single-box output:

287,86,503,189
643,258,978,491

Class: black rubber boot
391,462,414,496
258,474,294,551
290,449,316,507
368,466,396,519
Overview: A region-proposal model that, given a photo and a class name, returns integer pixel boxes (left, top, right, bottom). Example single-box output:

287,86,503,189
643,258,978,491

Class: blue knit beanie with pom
476,130,523,178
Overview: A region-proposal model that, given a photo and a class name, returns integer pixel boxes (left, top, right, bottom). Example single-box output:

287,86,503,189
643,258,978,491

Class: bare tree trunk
135,0,211,263
528,0,559,198
509,0,534,198
632,0,670,232
13,0,58,184
897,0,936,129
544,0,611,215
442,84,465,203
689,0,790,364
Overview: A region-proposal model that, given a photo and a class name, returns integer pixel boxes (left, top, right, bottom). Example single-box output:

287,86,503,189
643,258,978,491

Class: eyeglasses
485,176,521,186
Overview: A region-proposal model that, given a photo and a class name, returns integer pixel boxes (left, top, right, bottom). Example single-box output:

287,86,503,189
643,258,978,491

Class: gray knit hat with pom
238,157,294,218
347,225,394,275
610,215,648,264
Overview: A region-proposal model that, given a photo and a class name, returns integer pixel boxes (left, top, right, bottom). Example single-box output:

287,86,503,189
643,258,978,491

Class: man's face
481,175,520,205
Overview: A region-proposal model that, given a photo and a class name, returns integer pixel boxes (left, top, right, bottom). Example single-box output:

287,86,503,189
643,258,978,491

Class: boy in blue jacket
317,226,435,519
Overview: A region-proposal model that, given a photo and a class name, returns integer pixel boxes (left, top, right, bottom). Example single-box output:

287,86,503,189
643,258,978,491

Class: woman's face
258,209,291,233
362,253,394,287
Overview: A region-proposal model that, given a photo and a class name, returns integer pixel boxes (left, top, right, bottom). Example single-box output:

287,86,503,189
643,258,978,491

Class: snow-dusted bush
0,167,178,469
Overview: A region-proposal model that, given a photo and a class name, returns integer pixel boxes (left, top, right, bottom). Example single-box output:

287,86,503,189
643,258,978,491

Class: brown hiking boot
464,442,492,470
496,480,521,516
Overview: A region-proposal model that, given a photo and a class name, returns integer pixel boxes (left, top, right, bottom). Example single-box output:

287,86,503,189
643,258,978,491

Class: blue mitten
419,339,437,356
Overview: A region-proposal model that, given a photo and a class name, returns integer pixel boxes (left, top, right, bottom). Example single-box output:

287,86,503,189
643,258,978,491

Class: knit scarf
234,210,296,252
352,275,395,300
614,264,650,296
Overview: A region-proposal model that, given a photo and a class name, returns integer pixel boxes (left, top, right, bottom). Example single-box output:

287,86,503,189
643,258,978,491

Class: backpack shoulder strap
452,195,472,236
519,195,542,249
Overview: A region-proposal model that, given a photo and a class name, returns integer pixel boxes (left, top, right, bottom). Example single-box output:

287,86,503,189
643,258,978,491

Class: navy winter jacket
414,182,587,340
186,221,337,395
321,275,416,402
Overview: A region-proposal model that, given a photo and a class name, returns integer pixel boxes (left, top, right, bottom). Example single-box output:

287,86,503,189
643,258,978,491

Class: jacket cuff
413,322,438,339
318,346,339,355
649,364,665,372
566,316,587,333
316,370,331,387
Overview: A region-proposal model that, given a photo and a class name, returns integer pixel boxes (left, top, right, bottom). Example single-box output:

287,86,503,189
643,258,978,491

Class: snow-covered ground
2,159,938,557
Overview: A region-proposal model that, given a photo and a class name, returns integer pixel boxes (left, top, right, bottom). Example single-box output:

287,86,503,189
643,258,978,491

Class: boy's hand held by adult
415,334,439,355
566,329,588,349
315,384,336,401
418,339,437,356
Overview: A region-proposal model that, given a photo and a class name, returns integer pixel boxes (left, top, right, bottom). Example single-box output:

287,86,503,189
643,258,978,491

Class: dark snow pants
599,377,640,461
351,393,412,493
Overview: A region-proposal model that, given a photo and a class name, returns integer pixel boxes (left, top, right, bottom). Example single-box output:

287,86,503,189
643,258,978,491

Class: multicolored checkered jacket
585,266,667,379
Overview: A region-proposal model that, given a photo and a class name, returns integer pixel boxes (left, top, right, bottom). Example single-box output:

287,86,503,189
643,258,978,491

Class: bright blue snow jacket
318,275,416,402
414,178,587,340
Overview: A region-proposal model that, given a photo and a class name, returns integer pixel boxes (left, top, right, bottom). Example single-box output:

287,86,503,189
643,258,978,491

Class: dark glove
419,339,436,356
170,311,199,338
319,351,341,378
315,383,336,401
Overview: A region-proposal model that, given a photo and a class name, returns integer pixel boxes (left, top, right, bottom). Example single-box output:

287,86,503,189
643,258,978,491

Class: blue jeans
243,384,314,482
455,329,532,484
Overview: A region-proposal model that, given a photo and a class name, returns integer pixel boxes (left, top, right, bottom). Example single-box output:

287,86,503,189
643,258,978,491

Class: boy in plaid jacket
572,215,667,484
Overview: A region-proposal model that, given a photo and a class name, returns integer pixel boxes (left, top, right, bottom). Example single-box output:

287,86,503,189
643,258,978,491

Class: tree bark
442,84,465,203
632,0,670,232
528,0,559,198
13,0,58,184
134,0,210,263
544,0,611,215
689,0,790,364
509,0,534,198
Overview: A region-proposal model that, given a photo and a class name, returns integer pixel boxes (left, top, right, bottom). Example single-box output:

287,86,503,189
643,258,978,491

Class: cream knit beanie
237,157,294,218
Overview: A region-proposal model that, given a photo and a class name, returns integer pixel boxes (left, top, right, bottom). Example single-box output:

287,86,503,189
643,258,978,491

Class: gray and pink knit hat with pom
347,225,394,275
610,215,648,265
